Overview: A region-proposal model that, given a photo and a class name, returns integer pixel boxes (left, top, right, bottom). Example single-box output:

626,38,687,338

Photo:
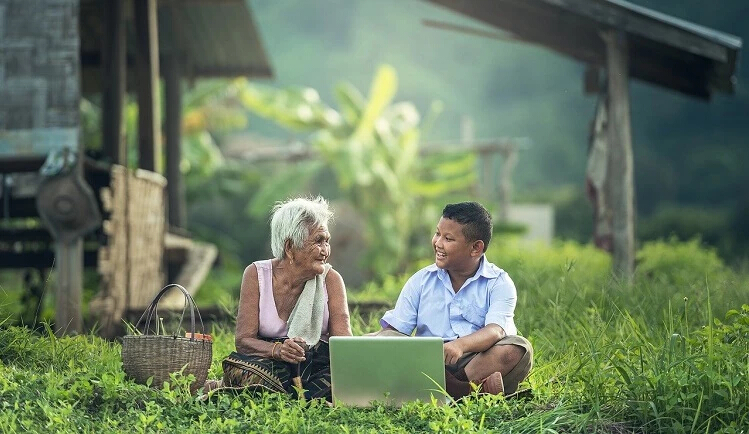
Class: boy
378,202,533,397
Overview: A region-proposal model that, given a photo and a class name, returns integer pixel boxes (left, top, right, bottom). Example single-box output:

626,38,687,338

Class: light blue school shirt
380,255,518,341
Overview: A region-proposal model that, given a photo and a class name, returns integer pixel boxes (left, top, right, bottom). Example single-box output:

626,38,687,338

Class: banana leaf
246,160,324,218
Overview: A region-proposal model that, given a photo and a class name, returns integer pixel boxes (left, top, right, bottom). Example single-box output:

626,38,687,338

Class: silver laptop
329,336,448,406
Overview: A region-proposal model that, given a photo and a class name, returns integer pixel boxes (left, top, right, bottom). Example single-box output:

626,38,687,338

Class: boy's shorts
446,334,533,395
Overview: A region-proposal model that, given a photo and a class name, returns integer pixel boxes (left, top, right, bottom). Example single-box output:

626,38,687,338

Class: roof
158,1,273,78
427,0,742,99
80,0,273,93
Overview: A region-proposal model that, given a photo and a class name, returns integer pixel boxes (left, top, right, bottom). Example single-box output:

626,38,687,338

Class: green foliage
350,270,416,304
237,65,476,279
240,0,749,266
636,237,731,288
638,206,736,260
3,240,748,432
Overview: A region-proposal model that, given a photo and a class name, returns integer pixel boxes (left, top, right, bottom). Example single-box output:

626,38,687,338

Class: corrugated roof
604,0,742,50
79,0,272,93
427,0,742,99
159,1,273,78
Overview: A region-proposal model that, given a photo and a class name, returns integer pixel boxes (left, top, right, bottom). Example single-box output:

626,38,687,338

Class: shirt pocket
460,302,487,328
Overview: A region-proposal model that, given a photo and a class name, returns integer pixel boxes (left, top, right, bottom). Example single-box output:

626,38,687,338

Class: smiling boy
378,202,533,398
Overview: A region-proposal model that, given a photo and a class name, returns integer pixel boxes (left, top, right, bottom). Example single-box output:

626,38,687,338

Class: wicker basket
122,284,212,394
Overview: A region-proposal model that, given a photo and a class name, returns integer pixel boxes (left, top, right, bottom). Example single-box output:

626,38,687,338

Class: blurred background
239,0,749,262
0,0,747,333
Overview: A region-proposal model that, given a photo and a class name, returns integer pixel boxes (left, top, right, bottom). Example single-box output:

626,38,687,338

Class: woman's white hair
270,196,333,259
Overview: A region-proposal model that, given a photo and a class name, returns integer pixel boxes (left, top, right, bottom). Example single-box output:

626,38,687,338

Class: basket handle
133,283,205,338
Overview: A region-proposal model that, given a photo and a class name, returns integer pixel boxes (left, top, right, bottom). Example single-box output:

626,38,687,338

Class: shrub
636,237,730,288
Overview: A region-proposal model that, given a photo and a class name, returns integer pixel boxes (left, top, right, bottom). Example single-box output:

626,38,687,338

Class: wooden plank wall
94,165,166,336
0,0,80,157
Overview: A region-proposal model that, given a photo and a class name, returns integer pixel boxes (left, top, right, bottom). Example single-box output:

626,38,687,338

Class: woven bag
122,284,213,394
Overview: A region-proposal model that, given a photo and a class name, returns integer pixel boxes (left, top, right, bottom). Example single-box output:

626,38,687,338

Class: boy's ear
471,240,485,256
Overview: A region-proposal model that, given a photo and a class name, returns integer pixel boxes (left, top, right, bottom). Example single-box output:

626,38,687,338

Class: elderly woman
215,196,352,401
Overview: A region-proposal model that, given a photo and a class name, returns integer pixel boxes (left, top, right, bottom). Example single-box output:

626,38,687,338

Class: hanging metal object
35,148,102,244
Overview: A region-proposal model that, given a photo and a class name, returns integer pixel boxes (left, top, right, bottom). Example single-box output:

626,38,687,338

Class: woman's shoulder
325,267,345,287
253,259,274,269
245,259,273,273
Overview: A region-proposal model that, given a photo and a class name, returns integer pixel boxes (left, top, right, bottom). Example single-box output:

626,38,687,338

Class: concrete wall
507,204,555,245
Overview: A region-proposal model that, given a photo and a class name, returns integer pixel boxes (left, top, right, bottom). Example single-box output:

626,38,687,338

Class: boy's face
432,217,482,271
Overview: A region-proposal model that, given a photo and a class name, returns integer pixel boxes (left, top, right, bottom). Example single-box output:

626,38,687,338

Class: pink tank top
255,259,330,340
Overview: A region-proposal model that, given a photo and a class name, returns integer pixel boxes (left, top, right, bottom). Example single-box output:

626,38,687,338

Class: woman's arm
235,264,278,358
326,268,352,336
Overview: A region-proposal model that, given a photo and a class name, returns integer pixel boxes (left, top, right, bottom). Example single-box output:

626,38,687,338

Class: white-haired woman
215,196,352,401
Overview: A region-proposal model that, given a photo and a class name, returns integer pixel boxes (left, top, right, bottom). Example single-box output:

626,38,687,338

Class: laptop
329,336,448,406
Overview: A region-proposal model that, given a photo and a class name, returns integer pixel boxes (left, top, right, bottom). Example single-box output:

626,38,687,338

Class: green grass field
1,238,747,433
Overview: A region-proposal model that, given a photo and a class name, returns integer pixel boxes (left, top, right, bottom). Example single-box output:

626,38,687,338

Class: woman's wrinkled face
293,224,331,275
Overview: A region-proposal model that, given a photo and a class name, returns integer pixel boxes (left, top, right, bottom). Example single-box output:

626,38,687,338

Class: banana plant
236,65,477,278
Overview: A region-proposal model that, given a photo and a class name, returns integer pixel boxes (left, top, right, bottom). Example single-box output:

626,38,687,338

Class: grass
1,238,748,433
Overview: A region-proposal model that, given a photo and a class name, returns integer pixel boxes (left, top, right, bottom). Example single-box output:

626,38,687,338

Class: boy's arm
484,273,518,336
378,272,421,335
443,324,505,365
443,274,517,364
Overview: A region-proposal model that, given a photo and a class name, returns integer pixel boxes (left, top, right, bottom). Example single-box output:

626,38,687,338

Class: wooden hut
0,0,273,336
427,0,742,276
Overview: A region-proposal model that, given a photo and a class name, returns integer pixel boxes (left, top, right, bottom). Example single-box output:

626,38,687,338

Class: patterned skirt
222,338,332,401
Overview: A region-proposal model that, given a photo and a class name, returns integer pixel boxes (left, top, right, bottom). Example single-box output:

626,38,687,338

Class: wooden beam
134,0,163,172
539,0,729,62
0,228,52,242
428,0,606,67
189,66,274,78
426,0,737,99
54,239,83,335
164,55,186,228
628,37,711,98
603,30,635,277
0,250,98,269
228,139,528,163
160,241,218,309
0,156,45,173
101,0,128,165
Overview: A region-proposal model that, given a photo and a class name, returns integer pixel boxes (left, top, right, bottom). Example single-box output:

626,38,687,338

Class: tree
237,65,476,279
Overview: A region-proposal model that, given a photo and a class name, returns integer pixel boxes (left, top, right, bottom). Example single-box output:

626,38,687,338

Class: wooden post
603,30,635,277
164,55,186,229
101,0,127,165
55,239,83,335
460,116,480,197
497,144,518,223
134,0,162,172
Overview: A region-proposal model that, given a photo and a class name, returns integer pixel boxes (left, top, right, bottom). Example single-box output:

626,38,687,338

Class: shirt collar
427,254,500,280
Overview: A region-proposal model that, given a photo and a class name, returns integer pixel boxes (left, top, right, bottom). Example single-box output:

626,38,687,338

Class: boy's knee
498,343,533,394
485,344,524,370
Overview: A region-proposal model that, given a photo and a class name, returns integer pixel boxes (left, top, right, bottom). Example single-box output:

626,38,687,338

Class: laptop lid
329,336,447,407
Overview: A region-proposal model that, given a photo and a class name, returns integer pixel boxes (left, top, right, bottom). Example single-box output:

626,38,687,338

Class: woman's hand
277,337,307,363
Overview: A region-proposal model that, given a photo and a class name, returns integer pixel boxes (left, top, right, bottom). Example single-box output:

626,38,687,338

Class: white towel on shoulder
287,263,331,346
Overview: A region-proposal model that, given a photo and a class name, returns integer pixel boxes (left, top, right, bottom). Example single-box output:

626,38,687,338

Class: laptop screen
329,336,448,406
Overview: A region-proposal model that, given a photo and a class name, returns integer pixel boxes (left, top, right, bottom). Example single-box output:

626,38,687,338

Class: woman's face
292,224,331,275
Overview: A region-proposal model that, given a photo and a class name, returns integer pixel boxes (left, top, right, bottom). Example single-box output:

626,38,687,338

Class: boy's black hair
442,202,493,252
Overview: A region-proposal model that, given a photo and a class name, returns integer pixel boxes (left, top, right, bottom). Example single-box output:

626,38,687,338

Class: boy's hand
443,340,464,365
